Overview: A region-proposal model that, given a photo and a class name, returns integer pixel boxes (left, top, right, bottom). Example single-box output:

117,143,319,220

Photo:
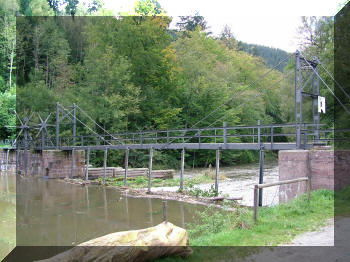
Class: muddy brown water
15,174,205,246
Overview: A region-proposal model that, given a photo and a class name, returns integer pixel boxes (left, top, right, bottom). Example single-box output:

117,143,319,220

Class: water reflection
16,177,203,246
0,171,16,260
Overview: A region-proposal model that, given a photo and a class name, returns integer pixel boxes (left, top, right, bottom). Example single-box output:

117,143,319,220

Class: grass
95,170,222,189
190,189,335,246
155,188,350,262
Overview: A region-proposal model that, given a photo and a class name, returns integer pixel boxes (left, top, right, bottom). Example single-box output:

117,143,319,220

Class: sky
103,0,344,52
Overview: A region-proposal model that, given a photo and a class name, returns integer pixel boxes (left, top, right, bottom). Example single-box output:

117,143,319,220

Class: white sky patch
103,0,344,52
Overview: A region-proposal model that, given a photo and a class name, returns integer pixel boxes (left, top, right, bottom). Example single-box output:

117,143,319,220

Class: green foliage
237,42,290,72
0,87,16,140
9,12,335,168
133,0,165,16
184,184,218,198
188,189,336,247
176,13,209,33
188,205,250,239
96,170,218,189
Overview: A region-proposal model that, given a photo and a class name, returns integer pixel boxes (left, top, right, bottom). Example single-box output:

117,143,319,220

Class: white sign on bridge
318,96,326,113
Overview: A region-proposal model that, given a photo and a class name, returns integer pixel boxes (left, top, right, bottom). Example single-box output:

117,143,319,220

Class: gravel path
281,218,334,246
245,217,350,262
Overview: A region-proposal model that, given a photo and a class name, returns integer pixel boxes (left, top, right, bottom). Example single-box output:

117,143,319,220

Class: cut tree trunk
35,222,192,262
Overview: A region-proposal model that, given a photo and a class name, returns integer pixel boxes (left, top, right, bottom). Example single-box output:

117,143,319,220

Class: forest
0,0,337,168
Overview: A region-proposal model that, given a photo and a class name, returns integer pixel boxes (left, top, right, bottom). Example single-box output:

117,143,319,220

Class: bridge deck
56,142,301,151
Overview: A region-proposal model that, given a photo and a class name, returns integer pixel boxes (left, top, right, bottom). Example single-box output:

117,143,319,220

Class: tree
219,25,238,50
0,0,18,90
176,12,209,33
133,0,166,15
65,0,79,17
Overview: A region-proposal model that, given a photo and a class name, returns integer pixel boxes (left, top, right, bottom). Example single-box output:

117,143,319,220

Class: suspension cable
75,104,124,144
208,70,294,128
188,53,294,129
318,61,350,101
59,104,114,146
161,53,295,148
300,52,350,115
159,66,294,149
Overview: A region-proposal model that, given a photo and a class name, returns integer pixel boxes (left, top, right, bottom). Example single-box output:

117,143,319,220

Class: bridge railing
49,122,327,148
11,122,348,150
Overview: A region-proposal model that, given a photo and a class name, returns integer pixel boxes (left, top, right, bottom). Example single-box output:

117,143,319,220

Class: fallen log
209,196,243,201
35,222,192,262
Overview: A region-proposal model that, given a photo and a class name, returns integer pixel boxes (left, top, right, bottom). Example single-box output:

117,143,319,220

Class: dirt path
281,218,334,246
246,217,350,262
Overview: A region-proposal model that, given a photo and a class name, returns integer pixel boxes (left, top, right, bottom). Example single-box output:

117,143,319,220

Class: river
14,173,205,247
1,161,279,260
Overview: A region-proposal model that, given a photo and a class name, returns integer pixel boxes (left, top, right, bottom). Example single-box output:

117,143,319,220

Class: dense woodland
0,0,340,168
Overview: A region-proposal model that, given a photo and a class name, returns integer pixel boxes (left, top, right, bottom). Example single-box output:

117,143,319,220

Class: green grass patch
155,188,348,262
95,171,217,189
190,189,335,246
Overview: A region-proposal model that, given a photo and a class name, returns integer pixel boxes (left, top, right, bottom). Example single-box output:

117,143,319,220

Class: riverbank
153,189,339,262
66,161,279,207
155,187,350,261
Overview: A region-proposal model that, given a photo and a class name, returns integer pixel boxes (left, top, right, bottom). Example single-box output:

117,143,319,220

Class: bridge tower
295,50,321,148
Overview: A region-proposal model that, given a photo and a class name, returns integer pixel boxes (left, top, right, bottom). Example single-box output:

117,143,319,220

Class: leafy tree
219,24,238,50
0,87,16,140
64,0,79,17
176,12,210,34
133,0,166,15
0,0,18,90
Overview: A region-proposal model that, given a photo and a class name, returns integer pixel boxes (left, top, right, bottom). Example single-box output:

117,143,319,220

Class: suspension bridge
1,50,350,205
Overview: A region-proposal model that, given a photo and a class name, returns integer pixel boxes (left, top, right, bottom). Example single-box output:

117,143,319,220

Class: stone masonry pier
279,147,350,203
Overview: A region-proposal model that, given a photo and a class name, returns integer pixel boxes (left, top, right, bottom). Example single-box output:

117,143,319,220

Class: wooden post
223,122,227,146
5,148,9,171
253,185,259,222
257,120,261,146
180,148,185,191
148,147,153,193
24,133,28,176
271,126,274,150
162,201,167,222
306,179,311,203
41,148,45,177
215,148,220,192
41,126,45,150
259,148,264,206
71,148,75,178
124,148,129,186
15,150,18,175
103,148,108,185
85,148,90,182
148,198,153,226
56,102,59,149
73,103,76,146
